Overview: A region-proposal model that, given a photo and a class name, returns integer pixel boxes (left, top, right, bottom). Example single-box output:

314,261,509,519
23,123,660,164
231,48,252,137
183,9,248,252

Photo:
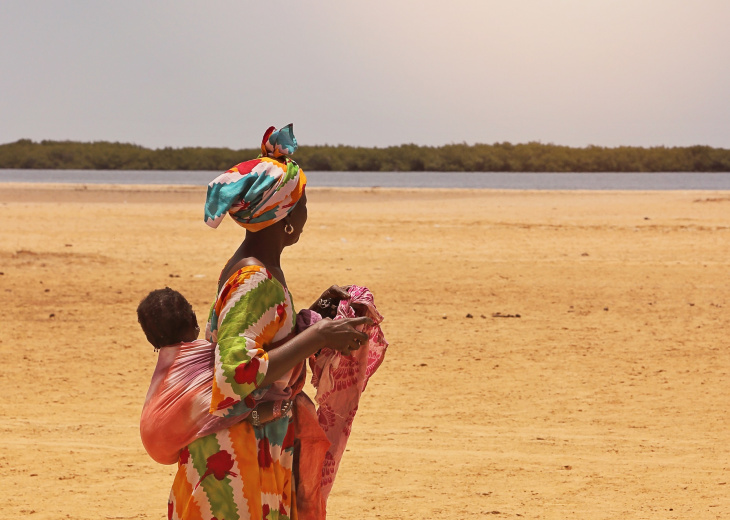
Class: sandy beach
1,183,729,520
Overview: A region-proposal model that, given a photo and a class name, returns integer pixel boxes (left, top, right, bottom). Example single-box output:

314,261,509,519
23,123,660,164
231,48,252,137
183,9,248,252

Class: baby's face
180,310,200,343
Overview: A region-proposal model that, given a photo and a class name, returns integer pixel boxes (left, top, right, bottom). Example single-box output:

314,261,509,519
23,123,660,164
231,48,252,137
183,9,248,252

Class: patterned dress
168,265,301,520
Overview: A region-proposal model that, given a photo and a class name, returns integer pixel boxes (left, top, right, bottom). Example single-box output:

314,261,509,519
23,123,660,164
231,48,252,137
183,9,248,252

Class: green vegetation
1,139,729,172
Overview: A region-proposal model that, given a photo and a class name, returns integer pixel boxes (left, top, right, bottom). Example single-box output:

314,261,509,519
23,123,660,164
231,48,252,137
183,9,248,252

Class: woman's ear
283,218,295,235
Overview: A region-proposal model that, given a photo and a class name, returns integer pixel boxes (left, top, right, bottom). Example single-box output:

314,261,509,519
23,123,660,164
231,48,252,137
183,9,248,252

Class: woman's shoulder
212,266,291,336
220,264,274,291
219,264,288,300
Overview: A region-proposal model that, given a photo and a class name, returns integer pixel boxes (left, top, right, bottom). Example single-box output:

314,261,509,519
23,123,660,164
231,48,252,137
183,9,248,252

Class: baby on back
137,283,389,503
137,287,304,464
137,288,240,464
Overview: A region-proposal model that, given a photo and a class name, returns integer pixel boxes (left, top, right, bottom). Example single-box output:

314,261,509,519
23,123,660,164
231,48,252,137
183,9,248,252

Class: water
1,169,730,190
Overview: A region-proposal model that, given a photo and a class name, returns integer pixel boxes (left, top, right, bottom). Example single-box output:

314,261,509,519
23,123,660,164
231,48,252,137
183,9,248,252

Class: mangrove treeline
1,139,729,172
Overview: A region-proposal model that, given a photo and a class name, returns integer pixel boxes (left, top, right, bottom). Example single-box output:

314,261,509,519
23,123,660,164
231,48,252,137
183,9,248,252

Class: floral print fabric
167,265,300,520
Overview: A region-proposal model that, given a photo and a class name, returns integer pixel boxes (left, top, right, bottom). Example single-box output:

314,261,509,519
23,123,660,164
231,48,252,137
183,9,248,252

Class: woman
167,125,370,520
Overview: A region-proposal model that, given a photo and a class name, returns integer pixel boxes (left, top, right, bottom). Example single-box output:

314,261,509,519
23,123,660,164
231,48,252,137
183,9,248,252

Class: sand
0,183,728,520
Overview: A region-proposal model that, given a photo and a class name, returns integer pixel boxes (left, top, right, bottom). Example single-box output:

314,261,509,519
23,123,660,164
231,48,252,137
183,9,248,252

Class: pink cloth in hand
297,285,388,503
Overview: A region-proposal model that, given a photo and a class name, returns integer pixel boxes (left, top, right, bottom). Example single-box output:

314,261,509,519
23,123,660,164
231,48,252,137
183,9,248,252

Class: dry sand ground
0,183,729,520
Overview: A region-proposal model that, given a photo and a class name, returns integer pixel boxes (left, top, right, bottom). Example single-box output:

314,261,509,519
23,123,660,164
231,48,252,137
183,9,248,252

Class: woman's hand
312,316,372,356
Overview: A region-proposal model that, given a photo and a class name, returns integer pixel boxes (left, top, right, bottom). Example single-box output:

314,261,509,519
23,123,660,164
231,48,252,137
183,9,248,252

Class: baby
137,287,200,353
137,287,283,464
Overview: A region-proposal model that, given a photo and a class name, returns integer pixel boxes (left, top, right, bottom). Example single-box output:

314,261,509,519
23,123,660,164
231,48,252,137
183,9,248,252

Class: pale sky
1,1,728,149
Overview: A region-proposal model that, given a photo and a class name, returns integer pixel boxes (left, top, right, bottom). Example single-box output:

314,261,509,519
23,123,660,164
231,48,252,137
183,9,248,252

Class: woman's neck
219,229,287,288
239,230,283,268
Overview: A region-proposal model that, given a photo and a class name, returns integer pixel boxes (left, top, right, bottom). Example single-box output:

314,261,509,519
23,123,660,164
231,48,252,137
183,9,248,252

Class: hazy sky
1,1,728,149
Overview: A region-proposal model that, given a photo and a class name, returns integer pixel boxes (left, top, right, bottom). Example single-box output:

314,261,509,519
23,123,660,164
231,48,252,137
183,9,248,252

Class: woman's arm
259,316,371,387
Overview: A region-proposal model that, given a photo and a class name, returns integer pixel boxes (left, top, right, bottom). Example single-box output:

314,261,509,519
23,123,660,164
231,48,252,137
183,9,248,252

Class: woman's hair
137,287,194,349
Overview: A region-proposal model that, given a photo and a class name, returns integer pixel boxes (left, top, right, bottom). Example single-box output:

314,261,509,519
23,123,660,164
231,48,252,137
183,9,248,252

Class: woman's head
137,287,199,350
204,124,306,232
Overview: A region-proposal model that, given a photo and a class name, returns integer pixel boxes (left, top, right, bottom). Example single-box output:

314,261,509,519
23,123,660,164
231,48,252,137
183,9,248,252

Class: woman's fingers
315,315,373,355
344,316,373,328
344,317,372,344
348,327,369,350
343,336,364,356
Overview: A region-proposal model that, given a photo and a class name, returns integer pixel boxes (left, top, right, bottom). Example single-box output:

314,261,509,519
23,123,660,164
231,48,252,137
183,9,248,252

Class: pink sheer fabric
297,285,388,503
140,339,241,465
140,339,304,466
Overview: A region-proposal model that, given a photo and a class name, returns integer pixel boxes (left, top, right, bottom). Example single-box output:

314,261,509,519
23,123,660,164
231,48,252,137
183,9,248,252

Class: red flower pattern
243,394,256,410
198,450,237,484
231,198,251,212
234,357,260,385
321,452,335,487
179,446,190,465
318,402,336,432
258,438,272,468
343,406,358,437
244,394,256,409
331,355,359,392
235,159,259,175
215,396,239,411
282,421,296,450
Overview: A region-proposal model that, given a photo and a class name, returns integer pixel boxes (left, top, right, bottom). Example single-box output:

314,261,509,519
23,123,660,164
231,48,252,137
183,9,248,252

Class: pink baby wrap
297,285,388,503
140,285,387,516
140,339,240,465
140,340,302,466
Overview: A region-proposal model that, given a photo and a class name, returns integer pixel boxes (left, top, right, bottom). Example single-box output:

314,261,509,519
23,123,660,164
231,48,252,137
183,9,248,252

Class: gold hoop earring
284,223,294,235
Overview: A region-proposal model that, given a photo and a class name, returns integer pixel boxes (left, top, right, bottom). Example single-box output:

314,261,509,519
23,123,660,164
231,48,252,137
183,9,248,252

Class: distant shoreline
1,139,729,172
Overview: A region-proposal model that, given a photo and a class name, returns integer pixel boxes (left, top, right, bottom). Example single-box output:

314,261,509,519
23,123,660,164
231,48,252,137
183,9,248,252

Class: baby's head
137,287,199,350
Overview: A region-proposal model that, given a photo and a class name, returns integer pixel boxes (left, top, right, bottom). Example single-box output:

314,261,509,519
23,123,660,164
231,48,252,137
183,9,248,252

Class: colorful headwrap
261,124,298,158
204,124,307,231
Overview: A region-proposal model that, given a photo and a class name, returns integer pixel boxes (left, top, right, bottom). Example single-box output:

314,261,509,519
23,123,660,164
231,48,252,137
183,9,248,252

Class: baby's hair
137,287,194,349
